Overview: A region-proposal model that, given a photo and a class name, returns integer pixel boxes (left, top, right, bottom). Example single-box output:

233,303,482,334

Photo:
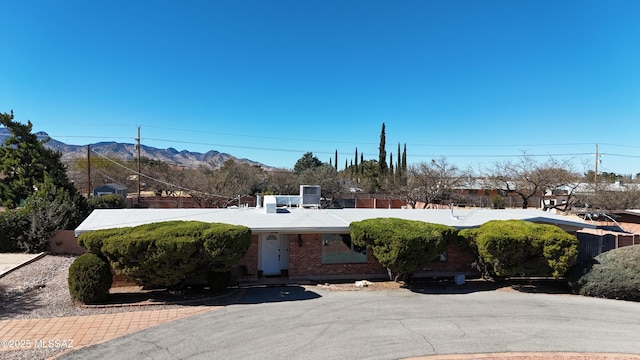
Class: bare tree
487,154,580,209
209,160,266,206
407,157,471,209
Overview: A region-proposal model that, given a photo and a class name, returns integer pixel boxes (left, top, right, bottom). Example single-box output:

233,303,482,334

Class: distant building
92,183,128,198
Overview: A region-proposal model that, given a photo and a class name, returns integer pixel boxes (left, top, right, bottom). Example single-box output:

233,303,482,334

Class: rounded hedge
68,253,113,304
567,245,640,301
77,221,252,290
350,218,457,280
459,220,578,279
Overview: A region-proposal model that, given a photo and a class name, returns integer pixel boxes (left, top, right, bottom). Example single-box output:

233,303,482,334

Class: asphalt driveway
59,285,640,359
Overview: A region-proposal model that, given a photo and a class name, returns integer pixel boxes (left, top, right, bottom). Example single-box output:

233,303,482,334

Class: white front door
261,234,281,276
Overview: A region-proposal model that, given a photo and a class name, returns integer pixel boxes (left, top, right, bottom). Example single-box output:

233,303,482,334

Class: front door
261,234,281,276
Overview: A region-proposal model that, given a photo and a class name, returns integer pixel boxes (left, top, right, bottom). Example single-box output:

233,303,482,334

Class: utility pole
136,127,141,199
593,144,604,196
87,145,91,198
594,144,598,195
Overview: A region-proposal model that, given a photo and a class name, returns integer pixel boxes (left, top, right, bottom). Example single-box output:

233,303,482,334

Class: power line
50,133,640,162
89,149,235,200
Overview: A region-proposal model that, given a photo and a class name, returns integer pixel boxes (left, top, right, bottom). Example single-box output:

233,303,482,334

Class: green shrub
203,223,252,272
0,209,29,252
77,221,251,289
88,194,125,209
459,220,578,279
567,245,640,301
68,253,113,304
350,218,457,281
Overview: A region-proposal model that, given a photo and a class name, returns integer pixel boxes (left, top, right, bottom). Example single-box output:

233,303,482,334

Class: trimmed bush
567,245,640,301
68,253,113,304
88,194,125,209
203,223,252,272
76,221,251,290
459,220,578,279
350,218,457,281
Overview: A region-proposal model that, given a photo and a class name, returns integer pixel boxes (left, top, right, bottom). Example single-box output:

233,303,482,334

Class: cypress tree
355,147,359,174
378,123,388,174
397,142,402,178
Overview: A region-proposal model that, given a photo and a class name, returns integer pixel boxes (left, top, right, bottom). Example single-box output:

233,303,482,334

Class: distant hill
0,128,273,170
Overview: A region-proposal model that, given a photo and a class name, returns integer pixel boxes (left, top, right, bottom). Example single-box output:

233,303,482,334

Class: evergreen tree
0,111,79,208
293,152,323,174
402,143,407,173
334,150,338,171
397,142,402,179
378,123,388,174
355,147,359,174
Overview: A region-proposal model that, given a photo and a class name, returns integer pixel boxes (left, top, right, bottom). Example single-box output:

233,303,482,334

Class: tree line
3,111,639,231
68,121,640,211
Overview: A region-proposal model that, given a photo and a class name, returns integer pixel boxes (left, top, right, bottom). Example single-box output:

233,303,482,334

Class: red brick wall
234,234,260,277
236,233,478,280
111,271,137,288
418,242,478,275
288,233,387,279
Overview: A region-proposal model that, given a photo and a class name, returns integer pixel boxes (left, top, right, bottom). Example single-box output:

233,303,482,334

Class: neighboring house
574,209,640,261
93,183,128,198
75,187,595,282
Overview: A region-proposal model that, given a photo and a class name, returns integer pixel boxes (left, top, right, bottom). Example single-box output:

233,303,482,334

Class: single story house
75,197,595,281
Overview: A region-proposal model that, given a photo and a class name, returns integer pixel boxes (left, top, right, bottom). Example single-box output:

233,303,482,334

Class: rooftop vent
300,185,321,208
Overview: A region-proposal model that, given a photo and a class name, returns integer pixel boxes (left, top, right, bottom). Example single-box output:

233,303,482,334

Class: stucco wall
47,230,87,255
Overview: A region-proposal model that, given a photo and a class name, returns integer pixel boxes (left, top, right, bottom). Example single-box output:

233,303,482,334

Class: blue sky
1,1,639,175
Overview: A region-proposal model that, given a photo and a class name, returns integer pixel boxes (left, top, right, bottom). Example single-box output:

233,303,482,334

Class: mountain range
0,128,272,170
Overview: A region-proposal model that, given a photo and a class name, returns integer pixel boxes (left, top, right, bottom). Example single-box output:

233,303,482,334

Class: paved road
59,286,640,360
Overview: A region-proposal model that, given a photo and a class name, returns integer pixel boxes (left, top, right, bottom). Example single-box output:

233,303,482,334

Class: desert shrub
350,218,457,281
459,220,578,279
0,175,90,253
0,210,29,252
68,253,113,304
567,245,640,301
77,221,251,289
88,194,125,209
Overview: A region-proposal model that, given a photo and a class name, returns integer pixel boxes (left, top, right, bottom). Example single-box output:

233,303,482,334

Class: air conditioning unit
300,185,321,208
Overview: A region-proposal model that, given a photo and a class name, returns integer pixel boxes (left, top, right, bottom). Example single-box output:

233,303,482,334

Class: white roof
75,207,594,236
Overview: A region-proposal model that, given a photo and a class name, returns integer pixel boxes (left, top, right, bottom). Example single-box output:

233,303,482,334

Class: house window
321,234,367,264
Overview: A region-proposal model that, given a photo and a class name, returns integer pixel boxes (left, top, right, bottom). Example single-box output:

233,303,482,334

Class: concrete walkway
0,306,215,353
0,252,46,278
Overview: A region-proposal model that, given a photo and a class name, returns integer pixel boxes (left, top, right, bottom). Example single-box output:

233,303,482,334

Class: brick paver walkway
0,306,215,353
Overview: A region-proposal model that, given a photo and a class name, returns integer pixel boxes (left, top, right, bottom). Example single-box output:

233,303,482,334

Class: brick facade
236,232,478,281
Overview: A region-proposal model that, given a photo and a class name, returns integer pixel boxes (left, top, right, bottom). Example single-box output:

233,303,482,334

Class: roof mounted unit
300,185,321,208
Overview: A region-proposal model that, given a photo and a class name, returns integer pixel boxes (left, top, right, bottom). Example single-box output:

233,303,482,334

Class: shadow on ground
95,286,243,307
235,285,321,305
94,285,321,307
404,277,573,295
0,283,46,319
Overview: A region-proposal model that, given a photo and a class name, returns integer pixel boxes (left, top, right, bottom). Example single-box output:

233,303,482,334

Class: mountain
0,129,273,170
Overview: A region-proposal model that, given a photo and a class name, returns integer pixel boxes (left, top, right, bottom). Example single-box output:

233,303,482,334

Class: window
321,234,367,264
